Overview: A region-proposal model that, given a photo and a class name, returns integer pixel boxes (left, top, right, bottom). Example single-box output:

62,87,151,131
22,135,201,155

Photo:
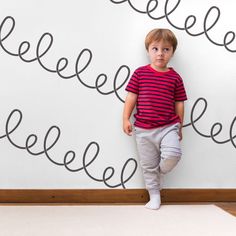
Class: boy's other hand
123,119,133,136
179,128,183,141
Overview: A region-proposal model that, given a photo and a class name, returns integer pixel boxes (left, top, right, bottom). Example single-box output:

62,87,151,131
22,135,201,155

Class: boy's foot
145,193,161,210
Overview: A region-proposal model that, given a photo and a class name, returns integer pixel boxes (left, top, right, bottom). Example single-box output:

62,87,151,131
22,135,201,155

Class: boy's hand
123,119,133,136
179,128,183,141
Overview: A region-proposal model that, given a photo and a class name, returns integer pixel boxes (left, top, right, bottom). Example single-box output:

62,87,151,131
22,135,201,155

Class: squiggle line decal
0,109,138,189
0,16,129,103
110,0,236,53
183,98,236,148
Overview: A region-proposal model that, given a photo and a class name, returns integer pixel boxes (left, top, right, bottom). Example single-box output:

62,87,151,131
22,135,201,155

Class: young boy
123,28,187,210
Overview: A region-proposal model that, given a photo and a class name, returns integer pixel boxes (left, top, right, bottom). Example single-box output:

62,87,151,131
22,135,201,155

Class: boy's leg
159,123,182,175
135,128,162,210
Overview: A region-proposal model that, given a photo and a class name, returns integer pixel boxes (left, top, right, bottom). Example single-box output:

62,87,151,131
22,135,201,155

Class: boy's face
147,40,174,72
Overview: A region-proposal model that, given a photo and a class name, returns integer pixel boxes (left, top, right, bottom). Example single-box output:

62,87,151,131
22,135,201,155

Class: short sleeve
125,70,139,94
174,76,187,101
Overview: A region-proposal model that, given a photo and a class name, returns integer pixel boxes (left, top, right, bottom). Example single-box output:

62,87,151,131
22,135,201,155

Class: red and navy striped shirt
126,65,187,129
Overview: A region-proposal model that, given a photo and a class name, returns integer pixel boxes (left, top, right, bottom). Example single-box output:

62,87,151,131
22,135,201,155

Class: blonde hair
145,28,178,53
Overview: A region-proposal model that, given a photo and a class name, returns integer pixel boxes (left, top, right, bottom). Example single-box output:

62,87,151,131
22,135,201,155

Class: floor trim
0,189,236,203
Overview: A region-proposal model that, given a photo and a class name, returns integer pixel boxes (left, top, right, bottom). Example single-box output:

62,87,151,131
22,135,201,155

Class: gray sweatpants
134,123,181,193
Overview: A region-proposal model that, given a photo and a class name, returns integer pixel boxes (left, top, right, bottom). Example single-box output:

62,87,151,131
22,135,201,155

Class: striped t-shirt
126,65,187,129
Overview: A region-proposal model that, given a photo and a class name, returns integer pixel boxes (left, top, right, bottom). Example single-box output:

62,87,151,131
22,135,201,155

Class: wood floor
164,203,236,217
161,202,236,217
216,203,236,217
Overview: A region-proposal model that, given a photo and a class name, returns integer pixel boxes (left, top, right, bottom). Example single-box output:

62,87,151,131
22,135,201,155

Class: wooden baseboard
0,189,236,203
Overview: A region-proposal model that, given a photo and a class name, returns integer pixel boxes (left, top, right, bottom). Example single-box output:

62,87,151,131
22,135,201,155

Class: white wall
0,0,236,189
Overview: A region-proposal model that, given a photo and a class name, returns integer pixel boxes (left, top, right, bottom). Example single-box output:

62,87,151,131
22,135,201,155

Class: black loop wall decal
183,98,236,146
0,109,138,189
0,16,130,103
110,0,179,19
110,0,236,53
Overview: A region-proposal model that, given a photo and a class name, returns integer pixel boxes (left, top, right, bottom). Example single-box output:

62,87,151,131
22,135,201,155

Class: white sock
145,191,161,210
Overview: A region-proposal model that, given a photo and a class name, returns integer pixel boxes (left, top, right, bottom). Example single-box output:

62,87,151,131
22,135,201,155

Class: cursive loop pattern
183,98,236,147
110,0,236,53
0,16,130,103
0,109,138,189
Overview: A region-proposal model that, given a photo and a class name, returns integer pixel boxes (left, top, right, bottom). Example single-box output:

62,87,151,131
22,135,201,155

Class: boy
123,29,187,210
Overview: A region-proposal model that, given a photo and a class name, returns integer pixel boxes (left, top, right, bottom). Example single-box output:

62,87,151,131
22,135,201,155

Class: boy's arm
123,92,138,136
175,101,185,140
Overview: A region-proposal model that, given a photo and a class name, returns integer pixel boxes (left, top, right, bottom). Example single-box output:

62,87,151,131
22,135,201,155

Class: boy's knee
160,156,180,174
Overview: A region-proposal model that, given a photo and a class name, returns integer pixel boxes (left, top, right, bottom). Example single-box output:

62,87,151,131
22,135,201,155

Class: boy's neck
150,64,170,72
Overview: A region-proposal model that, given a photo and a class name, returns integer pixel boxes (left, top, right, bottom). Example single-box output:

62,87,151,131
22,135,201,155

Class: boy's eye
152,47,158,52
163,48,170,52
